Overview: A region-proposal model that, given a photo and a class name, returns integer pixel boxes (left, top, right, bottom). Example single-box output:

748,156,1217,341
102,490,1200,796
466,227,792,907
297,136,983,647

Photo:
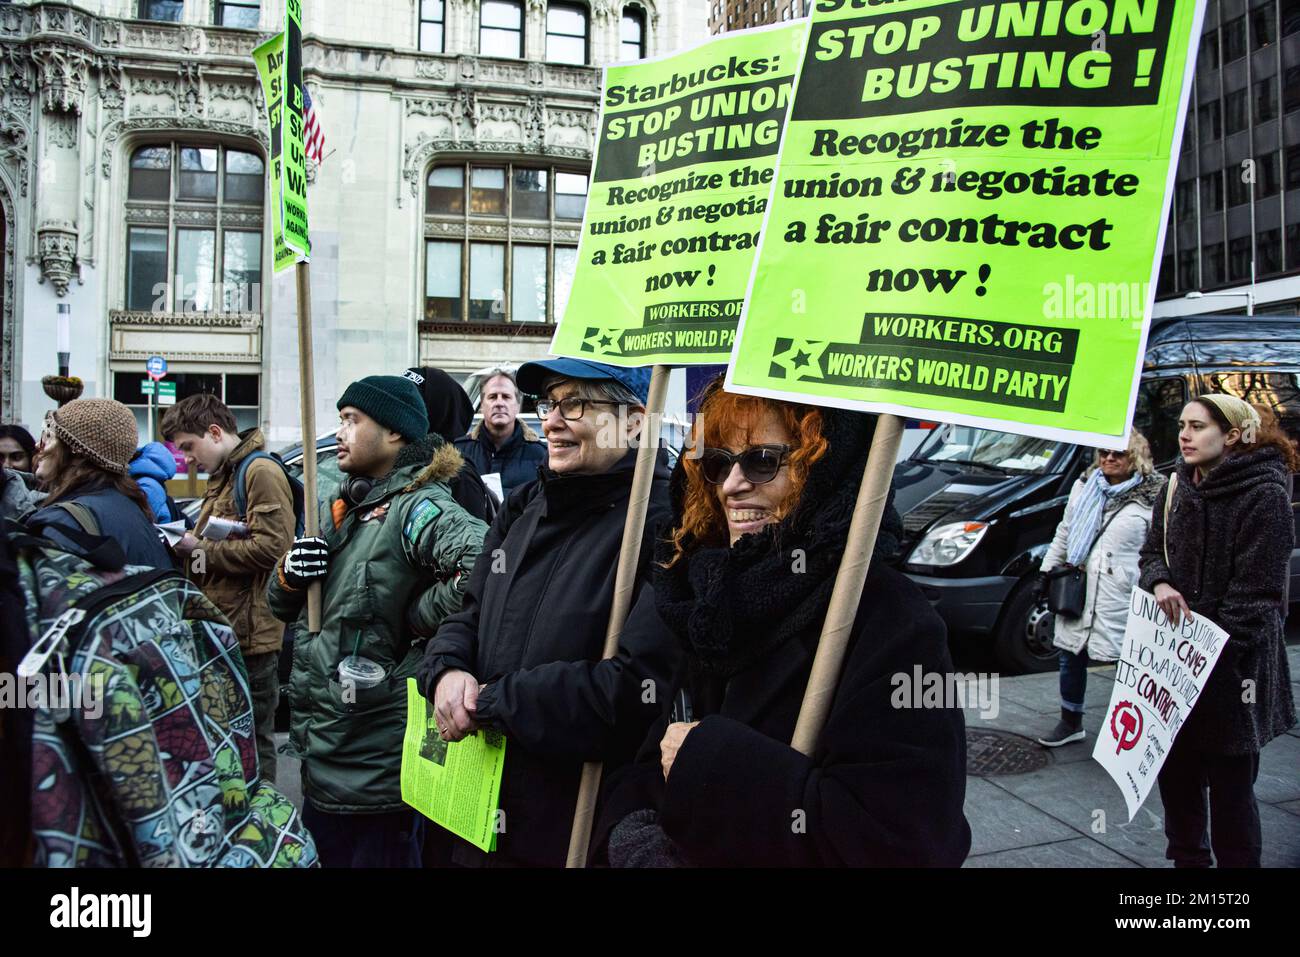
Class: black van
893,314,1300,673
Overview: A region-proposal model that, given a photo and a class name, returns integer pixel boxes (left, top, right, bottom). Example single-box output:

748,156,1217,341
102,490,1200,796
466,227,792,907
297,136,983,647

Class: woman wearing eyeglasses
416,358,679,868
1035,431,1165,749
590,377,971,867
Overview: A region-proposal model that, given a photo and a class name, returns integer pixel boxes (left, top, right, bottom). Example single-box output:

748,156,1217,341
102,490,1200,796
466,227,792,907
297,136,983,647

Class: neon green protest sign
727,0,1206,446
550,21,804,367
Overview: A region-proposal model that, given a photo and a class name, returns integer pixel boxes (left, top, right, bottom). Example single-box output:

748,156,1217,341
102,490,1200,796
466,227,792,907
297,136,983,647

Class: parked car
894,314,1300,674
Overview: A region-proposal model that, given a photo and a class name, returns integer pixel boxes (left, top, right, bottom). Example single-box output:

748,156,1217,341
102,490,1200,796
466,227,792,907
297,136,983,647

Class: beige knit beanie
49,398,139,475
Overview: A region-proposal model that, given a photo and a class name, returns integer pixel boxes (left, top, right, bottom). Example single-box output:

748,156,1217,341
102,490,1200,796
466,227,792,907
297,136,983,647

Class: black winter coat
417,448,677,866
593,568,971,867
591,407,971,867
1138,449,1296,755
454,421,548,498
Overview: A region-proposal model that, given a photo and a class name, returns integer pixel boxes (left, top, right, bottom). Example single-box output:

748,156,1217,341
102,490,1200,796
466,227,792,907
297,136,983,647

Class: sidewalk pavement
961,646,1300,867
272,649,1300,868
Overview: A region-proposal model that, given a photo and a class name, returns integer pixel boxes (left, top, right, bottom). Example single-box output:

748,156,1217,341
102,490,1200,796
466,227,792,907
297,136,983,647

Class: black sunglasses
700,445,792,485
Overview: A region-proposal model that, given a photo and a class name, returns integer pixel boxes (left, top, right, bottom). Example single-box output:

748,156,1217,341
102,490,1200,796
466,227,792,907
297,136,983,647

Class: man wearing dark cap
268,375,488,867
417,359,680,867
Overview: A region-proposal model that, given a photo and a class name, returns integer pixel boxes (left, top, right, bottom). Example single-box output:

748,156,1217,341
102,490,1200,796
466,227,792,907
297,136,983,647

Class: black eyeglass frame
700,444,793,485
536,395,623,421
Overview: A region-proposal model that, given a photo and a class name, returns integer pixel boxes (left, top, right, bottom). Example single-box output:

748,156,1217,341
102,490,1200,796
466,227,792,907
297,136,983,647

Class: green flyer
727,0,1205,445
400,678,505,853
550,21,805,367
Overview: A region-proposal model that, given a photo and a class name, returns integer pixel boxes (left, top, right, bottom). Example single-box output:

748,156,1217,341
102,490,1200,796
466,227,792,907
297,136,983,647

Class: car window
913,424,1059,474
1133,377,1187,466
1200,372,1300,453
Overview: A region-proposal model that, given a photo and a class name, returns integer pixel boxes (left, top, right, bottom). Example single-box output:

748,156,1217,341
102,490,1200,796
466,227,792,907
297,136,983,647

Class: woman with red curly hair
591,377,971,866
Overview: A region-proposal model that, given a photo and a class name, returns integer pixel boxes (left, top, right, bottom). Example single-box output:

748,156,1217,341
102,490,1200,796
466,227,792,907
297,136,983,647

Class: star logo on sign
582,328,624,355
770,339,828,381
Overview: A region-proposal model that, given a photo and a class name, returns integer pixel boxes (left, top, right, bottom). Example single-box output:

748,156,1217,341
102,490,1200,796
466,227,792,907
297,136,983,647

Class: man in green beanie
268,375,488,867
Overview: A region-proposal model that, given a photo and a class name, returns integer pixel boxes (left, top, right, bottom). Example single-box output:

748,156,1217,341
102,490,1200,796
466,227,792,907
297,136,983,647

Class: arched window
480,0,524,58
216,1,260,28
419,0,446,53
124,142,264,314
425,162,588,324
620,6,647,61
546,3,589,66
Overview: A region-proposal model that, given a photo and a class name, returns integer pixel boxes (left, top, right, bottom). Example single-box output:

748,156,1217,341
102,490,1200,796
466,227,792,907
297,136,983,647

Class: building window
1176,248,1198,291
1221,16,1247,62
1284,66,1300,114
547,3,589,65
620,6,647,61
1202,242,1226,286
1226,163,1251,207
1227,236,1253,281
216,1,260,29
138,1,183,21
1258,228,1282,277
1175,178,1196,222
1286,144,1300,191
480,0,524,58
124,142,264,313
1223,88,1248,135
1197,100,1221,145
419,0,445,53
113,371,261,439
423,161,588,324
1199,170,1223,213
1257,151,1281,198
1253,77,1278,125
1198,30,1219,73
1250,3,1277,50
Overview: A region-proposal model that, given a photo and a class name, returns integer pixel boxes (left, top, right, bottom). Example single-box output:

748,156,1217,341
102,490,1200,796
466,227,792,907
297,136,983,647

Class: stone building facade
0,0,706,441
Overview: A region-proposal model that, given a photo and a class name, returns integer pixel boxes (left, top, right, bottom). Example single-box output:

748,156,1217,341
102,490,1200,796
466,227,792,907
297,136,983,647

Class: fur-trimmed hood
400,433,467,491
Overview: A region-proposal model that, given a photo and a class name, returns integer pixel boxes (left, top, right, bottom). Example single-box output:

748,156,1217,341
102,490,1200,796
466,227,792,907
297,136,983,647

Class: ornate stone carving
527,61,545,87
403,135,592,198
31,42,95,114
592,0,616,20
177,62,203,118
1,176,15,416
0,111,30,197
457,55,477,82
103,117,269,179
46,113,77,149
416,58,449,80
37,221,78,297
524,95,546,147
111,311,263,330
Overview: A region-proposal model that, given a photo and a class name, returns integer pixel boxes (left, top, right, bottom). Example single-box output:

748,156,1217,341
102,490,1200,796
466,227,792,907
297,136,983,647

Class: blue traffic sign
146,355,167,380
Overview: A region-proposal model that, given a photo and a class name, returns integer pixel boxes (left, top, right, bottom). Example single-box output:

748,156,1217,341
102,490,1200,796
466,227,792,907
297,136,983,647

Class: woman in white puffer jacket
1036,430,1166,747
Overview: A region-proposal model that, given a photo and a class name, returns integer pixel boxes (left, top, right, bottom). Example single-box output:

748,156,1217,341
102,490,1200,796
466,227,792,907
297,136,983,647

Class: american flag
303,87,325,165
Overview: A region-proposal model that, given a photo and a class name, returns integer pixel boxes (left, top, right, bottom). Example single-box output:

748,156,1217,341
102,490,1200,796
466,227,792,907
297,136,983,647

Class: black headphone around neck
339,474,375,509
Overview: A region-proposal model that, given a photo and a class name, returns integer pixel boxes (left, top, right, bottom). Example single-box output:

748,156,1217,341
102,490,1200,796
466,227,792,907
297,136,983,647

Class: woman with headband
1138,393,1298,868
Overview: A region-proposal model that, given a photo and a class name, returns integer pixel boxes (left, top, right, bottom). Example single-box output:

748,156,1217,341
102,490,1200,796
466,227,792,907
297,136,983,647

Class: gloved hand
283,536,330,587
1032,570,1049,600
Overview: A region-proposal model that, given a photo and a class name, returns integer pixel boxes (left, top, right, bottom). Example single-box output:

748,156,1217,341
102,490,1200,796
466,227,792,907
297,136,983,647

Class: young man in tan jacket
162,394,296,783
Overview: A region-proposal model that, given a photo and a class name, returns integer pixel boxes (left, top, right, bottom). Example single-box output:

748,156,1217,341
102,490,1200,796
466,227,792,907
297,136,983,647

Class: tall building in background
708,0,805,34
0,0,708,442
1153,0,1300,320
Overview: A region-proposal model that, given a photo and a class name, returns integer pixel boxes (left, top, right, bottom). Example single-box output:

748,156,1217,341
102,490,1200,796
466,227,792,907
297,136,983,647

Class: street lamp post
41,302,84,406
1184,288,1255,316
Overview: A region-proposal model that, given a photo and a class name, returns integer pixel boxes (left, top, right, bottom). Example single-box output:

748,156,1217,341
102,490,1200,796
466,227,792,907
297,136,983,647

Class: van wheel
993,580,1059,674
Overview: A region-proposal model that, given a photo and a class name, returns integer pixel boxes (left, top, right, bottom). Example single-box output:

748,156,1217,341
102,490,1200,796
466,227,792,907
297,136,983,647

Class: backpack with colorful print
11,522,318,868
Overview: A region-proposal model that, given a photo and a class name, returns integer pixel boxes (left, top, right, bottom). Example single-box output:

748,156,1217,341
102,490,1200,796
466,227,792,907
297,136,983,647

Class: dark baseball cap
516,358,651,404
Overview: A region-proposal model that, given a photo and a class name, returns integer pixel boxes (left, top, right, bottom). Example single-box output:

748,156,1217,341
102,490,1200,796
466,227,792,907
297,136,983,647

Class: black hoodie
1139,447,1296,754
405,367,496,523
592,407,972,867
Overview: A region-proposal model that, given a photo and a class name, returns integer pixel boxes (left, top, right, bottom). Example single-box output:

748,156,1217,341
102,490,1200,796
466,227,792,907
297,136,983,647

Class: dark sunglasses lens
700,450,731,484
741,448,782,483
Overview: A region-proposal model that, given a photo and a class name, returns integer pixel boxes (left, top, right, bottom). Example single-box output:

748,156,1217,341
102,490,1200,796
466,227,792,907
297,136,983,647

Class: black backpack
233,451,306,536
